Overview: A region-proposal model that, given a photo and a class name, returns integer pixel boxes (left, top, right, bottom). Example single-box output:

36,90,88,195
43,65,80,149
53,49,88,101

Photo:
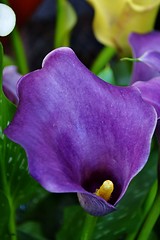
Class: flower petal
128,0,160,11
77,192,115,216
2,66,21,105
4,47,157,216
87,0,159,55
139,51,160,72
129,31,160,83
133,77,160,118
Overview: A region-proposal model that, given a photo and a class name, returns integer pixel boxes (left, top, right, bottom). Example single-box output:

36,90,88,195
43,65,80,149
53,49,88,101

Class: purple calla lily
129,31,160,83
129,31,160,119
4,47,157,216
133,77,160,119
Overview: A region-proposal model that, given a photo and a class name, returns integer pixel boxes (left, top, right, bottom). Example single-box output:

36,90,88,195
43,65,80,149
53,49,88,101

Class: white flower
0,3,16,37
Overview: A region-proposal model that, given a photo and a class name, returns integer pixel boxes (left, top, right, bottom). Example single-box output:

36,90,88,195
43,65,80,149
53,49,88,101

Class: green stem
1,136,17,239
126,180,157,240
54,0,70,48
91,46,116,74
81,214,98,240
1,134,17,239
10,27,29,74
54,0,64,48
1,0,29,74
0,42,17,239
136,193,160,240
142,180,158,216
8,196,17,240
135,148,160,240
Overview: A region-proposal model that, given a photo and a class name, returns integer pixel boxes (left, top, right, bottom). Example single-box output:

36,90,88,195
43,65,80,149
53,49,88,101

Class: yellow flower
87,0,160,55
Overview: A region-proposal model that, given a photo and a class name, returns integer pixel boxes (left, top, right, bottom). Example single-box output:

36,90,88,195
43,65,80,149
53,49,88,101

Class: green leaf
17,221,46,240
2,140,39,206
0,42,3,80
0,190,10,237
3,55,15,68
111,59,132,86
91,47,116,74
54,0,77,48
98,66,115,84
56,205,85,240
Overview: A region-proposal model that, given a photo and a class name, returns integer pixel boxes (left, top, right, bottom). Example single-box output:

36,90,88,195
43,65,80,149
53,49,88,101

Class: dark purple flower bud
4,47,157,216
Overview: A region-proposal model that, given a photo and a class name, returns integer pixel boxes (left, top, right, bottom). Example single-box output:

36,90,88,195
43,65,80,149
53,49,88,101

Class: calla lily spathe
128,31,160,119
3,48,157,216
2,66,21,105
129,31,160,83
87,0,160,55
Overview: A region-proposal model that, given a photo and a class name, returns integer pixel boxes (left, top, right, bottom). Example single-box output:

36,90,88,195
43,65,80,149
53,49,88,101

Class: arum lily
129,31,160,83
87,0,160,55
128,32,160,119
4,47,157,216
